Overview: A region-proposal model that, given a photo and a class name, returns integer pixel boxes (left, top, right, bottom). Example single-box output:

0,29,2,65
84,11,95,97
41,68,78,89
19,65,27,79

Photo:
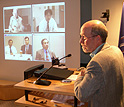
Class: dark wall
80,0,92,67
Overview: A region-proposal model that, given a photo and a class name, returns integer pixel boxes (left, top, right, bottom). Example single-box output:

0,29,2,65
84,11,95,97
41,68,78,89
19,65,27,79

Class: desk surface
15,77,75,96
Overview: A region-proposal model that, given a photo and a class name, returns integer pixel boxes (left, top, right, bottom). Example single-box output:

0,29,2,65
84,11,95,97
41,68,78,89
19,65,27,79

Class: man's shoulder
92,44,122,62
10,16,14,19
39,18,46,24
101,44,121,54
29,44,32,47
37,49,44,53
18,16,22,20
50,17,56,23
21,45,25,48
5,45,9,48
12,45,16,49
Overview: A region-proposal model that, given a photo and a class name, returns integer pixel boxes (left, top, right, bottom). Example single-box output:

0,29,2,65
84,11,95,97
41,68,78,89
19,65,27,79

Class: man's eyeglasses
80,35,98,41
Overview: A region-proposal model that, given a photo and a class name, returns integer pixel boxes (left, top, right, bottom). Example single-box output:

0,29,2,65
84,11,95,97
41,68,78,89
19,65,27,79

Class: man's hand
77,67,86,78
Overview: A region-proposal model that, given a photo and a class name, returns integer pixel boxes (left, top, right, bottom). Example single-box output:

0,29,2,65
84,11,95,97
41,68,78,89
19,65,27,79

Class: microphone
59,54,72,61
52,54,72,66
33,54,72,86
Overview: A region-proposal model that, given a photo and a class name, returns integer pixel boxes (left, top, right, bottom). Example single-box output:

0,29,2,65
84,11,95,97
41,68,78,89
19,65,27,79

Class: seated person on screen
9,8,24,33
21,37,32,54
38,9,58,32
35,38,56,61
5,39,17,55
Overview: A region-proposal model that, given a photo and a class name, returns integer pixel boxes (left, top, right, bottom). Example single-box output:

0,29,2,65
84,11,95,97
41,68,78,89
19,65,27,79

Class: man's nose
79,38,83,44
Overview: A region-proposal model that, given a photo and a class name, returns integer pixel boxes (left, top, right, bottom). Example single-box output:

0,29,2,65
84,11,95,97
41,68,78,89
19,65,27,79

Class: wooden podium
14,68,88,107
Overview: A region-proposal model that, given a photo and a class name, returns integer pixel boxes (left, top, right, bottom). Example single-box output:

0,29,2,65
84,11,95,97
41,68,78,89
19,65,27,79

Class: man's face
8,41,13,47
25,38,29,45
45,13,52,22
79,26,97,53
42,39,49,50
13,9,18,18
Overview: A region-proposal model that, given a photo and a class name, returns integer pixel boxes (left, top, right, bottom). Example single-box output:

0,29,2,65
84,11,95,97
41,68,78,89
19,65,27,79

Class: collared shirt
39,17,58,32
90,43,105,58
44,49,51,61
25,45,29,53
5,45,17,55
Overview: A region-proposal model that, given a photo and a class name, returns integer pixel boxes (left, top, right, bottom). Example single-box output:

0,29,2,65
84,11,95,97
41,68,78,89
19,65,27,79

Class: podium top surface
14,69,78,96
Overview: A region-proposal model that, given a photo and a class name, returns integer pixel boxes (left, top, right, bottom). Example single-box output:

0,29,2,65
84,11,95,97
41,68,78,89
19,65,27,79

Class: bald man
74,20,124,107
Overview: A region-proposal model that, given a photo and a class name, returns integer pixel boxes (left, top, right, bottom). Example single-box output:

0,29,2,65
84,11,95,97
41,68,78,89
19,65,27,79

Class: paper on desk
51,94,84,106
67,74,78,81
53,65,67,69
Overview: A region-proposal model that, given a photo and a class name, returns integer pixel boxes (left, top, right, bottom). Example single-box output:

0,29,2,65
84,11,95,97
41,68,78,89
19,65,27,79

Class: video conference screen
3,2,65,62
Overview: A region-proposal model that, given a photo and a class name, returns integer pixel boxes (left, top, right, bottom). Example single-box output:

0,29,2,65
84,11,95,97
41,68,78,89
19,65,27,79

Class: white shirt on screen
5,45,17,55
39,17,58,32
9,16,24,33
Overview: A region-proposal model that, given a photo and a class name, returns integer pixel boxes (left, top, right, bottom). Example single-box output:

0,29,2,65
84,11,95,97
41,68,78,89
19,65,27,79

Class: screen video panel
3,2,65,62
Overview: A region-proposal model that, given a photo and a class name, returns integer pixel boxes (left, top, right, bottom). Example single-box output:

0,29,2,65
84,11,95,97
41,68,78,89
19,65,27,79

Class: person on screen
74,20,124,107
9,8,24,33
38,9,58,32
21,37,32,54
5,39,17,55
35,38,56,61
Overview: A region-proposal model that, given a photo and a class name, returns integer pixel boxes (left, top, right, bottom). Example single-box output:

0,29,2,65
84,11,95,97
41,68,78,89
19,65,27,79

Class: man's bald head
81,20,108,43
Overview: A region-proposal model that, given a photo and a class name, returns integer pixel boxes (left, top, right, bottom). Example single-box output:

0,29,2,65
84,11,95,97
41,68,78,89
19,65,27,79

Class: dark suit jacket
21,44,32,54
35,49,56,61
74,43,124,107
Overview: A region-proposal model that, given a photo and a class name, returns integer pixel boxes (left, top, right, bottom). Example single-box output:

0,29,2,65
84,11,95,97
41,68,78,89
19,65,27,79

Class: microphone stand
33,65,53,86
33,57,59,86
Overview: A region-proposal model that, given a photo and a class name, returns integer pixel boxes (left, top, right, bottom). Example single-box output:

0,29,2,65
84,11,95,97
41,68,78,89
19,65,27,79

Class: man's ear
96,35,101,40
